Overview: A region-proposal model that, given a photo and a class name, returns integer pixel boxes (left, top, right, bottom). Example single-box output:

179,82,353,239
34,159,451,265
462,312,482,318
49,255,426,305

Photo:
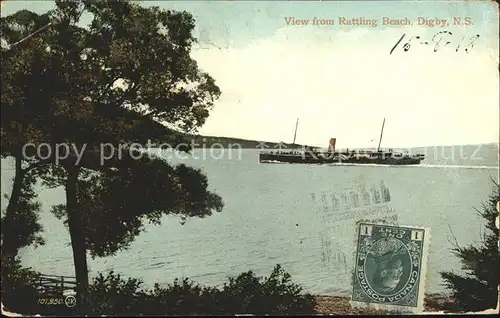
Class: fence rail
35,274,77,296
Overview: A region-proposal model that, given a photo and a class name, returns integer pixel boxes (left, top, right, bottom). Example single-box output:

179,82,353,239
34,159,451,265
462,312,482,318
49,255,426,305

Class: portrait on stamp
365,237,409,294
352,223,428,309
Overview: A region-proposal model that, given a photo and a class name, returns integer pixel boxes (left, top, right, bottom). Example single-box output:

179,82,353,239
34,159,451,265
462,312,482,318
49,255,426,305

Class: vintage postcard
1,0,498,316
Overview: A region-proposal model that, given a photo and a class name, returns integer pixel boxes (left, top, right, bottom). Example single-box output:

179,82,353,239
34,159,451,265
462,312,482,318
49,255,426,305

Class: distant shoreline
149,134,498,150
150,134,307,149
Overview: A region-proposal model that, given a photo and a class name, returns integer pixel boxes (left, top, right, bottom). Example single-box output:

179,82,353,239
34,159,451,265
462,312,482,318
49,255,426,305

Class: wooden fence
35,274,77,296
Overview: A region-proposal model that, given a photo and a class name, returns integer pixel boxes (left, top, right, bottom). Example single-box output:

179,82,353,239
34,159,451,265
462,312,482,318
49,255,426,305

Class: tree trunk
1,155,24,263
65,165,89,314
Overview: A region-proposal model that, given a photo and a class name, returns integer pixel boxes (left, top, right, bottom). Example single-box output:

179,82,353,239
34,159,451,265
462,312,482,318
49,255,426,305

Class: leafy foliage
1,168,45,252
88,271,145,314
1,264,315,315
0,8,54,261
86,265,316,315
0,163,48,266
216,264,315,315
440,182,499,312
0,257,41,314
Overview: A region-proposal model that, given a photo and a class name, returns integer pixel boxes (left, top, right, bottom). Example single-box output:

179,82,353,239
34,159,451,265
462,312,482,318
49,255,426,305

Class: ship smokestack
328,138,336,152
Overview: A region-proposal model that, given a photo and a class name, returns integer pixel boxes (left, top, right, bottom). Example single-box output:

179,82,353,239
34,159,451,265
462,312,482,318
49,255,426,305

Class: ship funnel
328,138,336,152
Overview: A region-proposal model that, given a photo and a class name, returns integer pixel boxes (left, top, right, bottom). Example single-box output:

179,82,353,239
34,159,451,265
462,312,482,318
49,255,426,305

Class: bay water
1,144,498,296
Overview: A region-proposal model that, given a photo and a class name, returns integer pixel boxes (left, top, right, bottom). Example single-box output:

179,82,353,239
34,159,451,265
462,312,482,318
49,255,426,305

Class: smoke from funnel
329,138,336,152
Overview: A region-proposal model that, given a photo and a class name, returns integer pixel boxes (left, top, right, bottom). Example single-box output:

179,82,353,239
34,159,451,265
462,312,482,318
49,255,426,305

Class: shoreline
312,294,454,314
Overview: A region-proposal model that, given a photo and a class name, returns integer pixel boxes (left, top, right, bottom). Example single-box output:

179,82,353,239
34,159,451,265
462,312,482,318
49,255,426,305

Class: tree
1,0,223,313
1,167,45,258
440,181,499,312
1,8,56,264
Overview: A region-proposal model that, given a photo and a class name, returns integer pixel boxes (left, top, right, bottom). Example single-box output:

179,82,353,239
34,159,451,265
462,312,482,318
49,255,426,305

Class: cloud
193,24,498,148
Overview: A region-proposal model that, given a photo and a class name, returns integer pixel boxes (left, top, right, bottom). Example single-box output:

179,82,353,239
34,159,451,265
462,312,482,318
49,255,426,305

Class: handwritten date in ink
390,31,480,54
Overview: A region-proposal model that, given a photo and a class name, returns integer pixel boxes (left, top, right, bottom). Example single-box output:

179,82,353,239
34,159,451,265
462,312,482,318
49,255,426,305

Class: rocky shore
312,294,455,315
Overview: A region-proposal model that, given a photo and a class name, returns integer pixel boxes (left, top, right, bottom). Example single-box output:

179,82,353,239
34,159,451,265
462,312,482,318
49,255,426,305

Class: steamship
259,118,425,165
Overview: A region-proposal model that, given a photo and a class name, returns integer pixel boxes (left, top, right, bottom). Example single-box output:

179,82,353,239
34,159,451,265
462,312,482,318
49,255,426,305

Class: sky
1,1,499,148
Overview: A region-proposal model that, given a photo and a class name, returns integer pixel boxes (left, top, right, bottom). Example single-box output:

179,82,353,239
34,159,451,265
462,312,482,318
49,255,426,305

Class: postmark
311,180,393,223
350,222,431,313
312,179,399,269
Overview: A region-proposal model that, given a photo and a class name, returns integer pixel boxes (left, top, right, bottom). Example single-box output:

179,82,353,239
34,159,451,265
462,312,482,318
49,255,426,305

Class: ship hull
259,153,423,165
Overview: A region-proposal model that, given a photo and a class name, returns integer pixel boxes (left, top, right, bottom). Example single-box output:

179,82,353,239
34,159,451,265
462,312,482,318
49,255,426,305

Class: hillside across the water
186,135,308,149
156,134,498,153
148,134,309,149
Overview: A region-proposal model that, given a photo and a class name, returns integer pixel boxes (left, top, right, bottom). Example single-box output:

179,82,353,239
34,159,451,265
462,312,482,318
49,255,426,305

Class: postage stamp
350,222,431,313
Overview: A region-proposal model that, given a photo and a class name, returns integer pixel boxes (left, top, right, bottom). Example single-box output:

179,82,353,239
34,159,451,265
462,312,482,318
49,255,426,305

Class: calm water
1,144,498,296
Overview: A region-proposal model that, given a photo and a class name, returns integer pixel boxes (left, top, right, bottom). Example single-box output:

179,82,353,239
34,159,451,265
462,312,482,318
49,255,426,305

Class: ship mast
292,117,299,144
377,117,386,152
